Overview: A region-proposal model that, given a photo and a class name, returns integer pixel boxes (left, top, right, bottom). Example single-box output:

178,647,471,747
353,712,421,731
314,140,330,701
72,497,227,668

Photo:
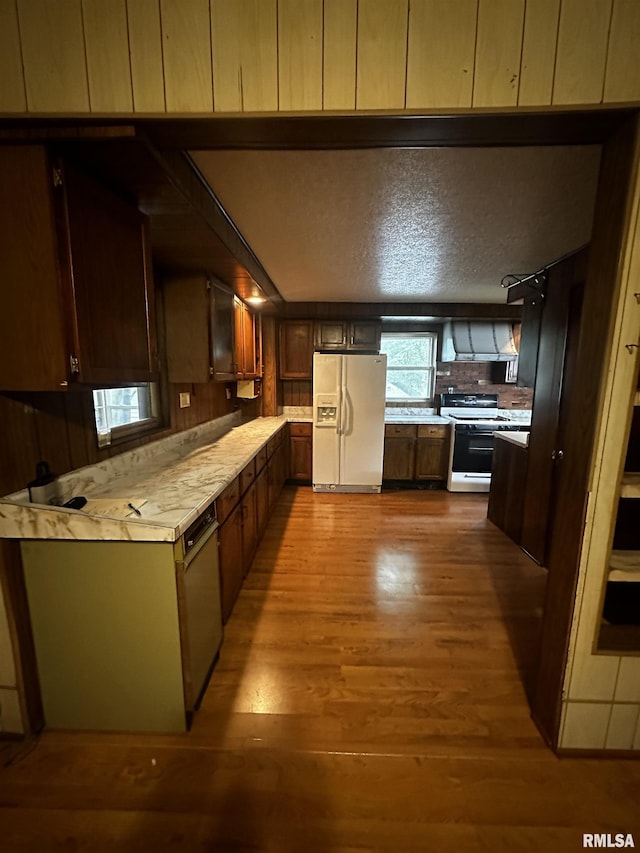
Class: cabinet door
289,426,312,482
233,298,258,379
61,160,156,386
210,281,236,381
415,438,449,480
349,321,381,352
0,146,69,390
164,274,211,383
241,484,258,577
279,320,314,378
383,437,415,480
218,502,244,624
315,321,348,350
255,466,269,535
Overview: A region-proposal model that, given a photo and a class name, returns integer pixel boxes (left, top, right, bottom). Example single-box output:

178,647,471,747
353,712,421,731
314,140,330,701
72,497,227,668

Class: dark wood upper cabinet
233,297,260,379
279,320,314,379
314,321,348,350
350,320,382,351
164,274,238,383
314,320,381,352
0,145,157,391
210,281,236,381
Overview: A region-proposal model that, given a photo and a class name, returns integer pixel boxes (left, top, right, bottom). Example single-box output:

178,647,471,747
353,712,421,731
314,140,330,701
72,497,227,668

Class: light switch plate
179,392,191,408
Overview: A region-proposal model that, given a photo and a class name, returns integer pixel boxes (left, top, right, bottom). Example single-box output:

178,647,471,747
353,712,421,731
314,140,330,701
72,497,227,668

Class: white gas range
440,393,531,492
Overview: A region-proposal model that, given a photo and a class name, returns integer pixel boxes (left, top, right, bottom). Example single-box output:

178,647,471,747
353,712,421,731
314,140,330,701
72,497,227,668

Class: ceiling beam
279,302,521,319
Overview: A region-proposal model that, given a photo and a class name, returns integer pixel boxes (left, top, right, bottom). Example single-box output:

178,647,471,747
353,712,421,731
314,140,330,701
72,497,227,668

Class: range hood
441,321,518,362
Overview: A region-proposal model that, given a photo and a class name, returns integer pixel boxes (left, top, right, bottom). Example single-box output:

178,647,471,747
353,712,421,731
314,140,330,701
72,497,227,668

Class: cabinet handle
551,449,564,461
625,343,639,353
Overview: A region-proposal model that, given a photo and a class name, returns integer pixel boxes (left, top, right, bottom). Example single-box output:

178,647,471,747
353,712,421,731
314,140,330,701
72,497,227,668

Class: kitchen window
92,383,159,446
380,332,437,403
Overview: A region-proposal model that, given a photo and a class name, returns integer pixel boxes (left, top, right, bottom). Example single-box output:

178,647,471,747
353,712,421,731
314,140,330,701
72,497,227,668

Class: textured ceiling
191,146,601,304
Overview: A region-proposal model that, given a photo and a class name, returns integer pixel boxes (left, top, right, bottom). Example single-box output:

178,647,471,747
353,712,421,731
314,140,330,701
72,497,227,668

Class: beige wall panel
473,0,525,107
127,0,166,112
323,0,357,110
212,0,278,112
357,0,409,109
518,0,560,106
0,0,26,112
82,0,133,112
406,0,477,109
603,0,640,103
553,0,612,105
278,0,323,110
17,0,90,112
160,0,213,112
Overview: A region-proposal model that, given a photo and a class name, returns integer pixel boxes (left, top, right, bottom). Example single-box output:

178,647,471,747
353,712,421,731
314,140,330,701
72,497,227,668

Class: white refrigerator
312,352,387,493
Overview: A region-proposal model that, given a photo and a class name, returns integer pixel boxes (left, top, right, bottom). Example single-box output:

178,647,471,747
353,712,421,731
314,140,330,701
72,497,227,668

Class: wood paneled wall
1,0,639,114
0,381,246,497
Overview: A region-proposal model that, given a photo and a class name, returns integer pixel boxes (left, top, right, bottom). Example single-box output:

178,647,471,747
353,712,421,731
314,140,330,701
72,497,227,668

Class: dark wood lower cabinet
415,437,449,480
383,424,450,482
218,501,243,624
487,436,528,545
288,423,312,482
241,484,258,578
218,425,286,623
255,466,269,536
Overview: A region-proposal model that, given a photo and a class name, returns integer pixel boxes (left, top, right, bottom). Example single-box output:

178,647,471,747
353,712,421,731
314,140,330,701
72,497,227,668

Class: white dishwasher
180,505,223,713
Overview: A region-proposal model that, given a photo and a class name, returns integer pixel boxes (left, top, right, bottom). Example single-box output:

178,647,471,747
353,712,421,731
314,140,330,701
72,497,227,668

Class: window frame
92,382,161,447
380,331,438,405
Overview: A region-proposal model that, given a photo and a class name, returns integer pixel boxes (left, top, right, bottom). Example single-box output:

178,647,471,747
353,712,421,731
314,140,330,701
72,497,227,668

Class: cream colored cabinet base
21,540,187,733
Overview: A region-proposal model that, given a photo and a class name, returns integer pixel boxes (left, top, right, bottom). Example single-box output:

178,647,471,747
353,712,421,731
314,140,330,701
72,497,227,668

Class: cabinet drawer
417,424,448,439
289,422,312,437
240,459,256,494
217,477,240,524
385,424,417,438
255,446,267,471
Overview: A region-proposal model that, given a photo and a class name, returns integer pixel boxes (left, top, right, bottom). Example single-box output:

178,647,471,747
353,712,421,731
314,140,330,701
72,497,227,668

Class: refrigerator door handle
338,388,347,436
345,387,354,436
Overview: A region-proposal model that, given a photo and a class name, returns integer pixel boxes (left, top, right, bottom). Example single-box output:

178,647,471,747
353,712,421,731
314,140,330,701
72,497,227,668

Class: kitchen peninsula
0,414,288,733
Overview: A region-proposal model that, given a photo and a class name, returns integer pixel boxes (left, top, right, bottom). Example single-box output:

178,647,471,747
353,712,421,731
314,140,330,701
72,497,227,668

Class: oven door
452,428,495,474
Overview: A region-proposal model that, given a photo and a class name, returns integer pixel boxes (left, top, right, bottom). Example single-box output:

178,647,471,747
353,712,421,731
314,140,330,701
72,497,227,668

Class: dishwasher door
182,523,223,711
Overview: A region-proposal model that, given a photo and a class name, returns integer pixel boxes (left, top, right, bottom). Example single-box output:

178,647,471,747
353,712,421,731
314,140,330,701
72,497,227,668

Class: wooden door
210,280,235,380
521,252,586,566
218,502,243,623
279,320,314,378
61,159,156,385
532,119,639,749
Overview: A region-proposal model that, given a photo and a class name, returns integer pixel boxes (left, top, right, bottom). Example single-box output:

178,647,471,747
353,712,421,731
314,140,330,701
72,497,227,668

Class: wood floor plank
0,487,638,850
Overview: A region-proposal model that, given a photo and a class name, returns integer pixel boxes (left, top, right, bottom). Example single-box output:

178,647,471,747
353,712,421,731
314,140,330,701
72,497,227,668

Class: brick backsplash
435,362,533,408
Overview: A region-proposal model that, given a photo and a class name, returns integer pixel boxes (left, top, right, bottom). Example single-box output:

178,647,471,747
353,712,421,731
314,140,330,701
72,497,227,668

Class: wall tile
606,703,639,750
561,701,610,749
615,657,640,702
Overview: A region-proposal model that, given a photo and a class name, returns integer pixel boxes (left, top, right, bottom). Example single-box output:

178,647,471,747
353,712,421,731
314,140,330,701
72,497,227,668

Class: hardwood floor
1,487,639,851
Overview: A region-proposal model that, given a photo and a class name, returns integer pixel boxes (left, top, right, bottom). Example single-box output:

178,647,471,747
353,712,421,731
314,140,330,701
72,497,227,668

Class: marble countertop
384,408,450,424
0,416,288,544
495,431,530,448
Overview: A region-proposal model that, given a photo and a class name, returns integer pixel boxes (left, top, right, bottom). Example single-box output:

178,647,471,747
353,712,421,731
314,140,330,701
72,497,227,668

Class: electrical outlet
179,392,191,408
225,387,232,400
